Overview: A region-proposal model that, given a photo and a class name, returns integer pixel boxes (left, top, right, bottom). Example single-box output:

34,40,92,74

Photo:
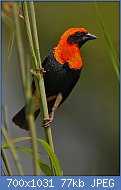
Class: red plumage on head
54,28,88,70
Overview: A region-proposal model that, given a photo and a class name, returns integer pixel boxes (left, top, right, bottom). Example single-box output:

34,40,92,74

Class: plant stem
23,1,55,174
13,3,26,88
13,2,40,176
26,59,41,176
28,2,54,150
2,106,9,133
23,2,39,96
2,127,24,175
28,2,55,174
28,114,40,175
94,2,119,81
1,147,12,176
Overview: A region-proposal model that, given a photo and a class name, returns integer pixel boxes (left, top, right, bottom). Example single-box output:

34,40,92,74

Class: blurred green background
2,2,119,175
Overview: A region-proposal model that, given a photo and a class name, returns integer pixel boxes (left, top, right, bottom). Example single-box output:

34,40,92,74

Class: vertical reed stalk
23,2,55,174
2,147,12,176
94,2,119,81
26,59,41,176
13,3,40,176
28,2,54,151
2,106,9,133
2,127,24,175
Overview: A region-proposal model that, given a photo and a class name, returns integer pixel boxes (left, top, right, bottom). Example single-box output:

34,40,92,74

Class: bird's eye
75,32,85,37
75,32,82,37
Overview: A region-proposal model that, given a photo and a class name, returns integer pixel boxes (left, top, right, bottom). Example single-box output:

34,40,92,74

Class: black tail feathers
12,106,40,131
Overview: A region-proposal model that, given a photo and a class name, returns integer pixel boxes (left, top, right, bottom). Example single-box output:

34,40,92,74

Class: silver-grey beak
84,33,97,40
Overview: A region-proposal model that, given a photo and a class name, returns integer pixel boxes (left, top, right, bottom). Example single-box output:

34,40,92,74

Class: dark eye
75,32,85,37
75,32,82,37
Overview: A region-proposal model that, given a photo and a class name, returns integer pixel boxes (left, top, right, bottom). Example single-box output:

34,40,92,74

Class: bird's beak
84,33,97,41
78,32,97,48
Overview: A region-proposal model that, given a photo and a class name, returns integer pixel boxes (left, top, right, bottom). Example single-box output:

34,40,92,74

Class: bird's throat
54,42,83,70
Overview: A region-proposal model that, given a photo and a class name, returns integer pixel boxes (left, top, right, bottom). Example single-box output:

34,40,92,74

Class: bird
12,27,97,130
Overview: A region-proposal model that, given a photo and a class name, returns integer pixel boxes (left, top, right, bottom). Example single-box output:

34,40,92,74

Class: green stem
13,2,40,176
2,106,9,133
28,114,40,175
23,2,39,97
13,3,26,88
23,2,55,150
2,147,12,176
26,60,41,176
28,2,54,149
94,2,119,81
2,128,24,175
28,2,55,174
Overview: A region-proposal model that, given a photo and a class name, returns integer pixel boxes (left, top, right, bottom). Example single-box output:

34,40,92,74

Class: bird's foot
42,111,55,128
33,67,46,75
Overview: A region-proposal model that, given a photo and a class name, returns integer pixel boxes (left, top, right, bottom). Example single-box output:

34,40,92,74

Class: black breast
42,51,82,102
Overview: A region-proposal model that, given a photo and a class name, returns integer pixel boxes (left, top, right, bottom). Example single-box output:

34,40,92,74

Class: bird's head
65,28,97,48
54,28,97,69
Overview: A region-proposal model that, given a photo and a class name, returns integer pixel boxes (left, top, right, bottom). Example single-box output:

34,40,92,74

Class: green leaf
95,2,119,81
2,137,31,149
16,147,53,176
2,136,62,176
37,138,62,176
16,147,42,155
8,29,15,64
16,147,38,153
38,159,53,176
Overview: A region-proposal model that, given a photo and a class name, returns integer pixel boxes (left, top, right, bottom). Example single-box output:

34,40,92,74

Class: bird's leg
42,93,63,127
33,67,46,75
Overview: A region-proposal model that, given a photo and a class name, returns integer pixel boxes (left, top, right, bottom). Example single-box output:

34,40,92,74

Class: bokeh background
2,2,119,175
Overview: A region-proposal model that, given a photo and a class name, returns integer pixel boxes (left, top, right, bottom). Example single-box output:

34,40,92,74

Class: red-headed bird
12,28,97,130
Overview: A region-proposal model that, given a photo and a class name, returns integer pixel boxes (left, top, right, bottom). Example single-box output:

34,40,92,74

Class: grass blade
2,136,31,148
95,2,119,81
2,128,24,175
16,147,53,176
8,29,15,64
2,136,62,176
2,106,9,134
37,139,62,176
2,147,12,176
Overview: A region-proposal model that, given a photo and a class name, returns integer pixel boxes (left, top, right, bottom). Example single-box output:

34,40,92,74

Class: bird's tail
12,106,40,131
12,98,55,130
